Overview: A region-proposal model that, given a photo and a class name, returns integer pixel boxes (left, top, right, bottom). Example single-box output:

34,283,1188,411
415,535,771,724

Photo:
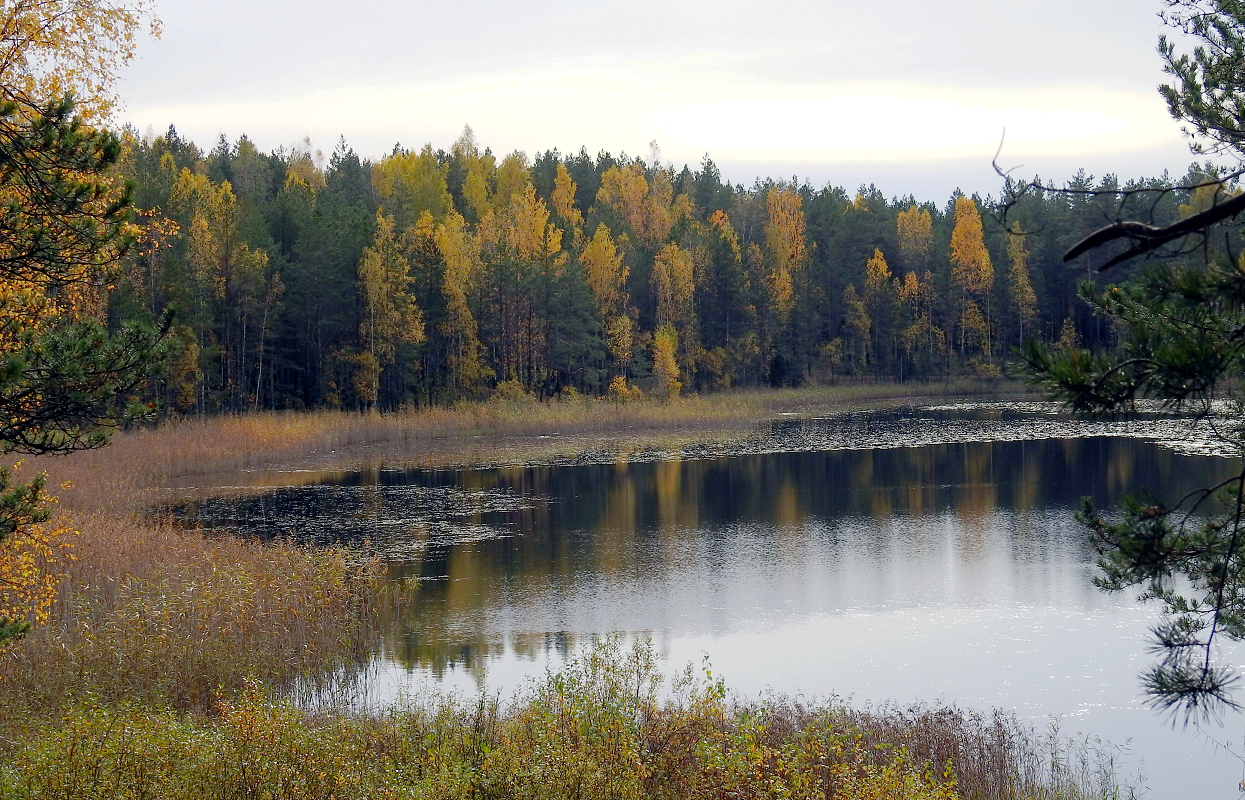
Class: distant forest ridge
114,123,1228,412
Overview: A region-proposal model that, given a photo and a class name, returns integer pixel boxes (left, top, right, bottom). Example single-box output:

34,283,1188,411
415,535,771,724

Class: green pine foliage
1014,2,1245,719
112,123,1228,413
0,95,168,643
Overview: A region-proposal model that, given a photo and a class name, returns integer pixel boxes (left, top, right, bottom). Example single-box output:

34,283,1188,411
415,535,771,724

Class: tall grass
40,379,1020,513
1,639,1137,800
0,380,1133,800
0,511,384,751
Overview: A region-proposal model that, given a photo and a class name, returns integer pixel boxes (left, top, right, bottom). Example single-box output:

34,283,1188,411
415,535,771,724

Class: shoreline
41,379,1031,515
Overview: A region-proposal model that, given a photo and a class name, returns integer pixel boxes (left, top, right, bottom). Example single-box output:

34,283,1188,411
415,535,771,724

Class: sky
116,0,1209,203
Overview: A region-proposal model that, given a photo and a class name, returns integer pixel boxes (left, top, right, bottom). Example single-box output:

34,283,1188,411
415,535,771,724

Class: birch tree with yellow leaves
763,188,807,323
1006,222,1038,346
579,223,632,368
652,242,696,380
596,164,648,240
0,0,160,120
452,126,496,223
172,169,277,410
863,248,895,370
551,163,584,235
435,210,491,398
484,183,563,389
896,205,932,273
948,196,993,357
376,145,453,230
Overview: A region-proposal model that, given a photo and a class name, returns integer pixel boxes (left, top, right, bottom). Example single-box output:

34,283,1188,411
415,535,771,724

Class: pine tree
0,96,167,643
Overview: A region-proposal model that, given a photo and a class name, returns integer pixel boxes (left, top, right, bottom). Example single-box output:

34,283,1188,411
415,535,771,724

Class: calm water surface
172,403,1245,799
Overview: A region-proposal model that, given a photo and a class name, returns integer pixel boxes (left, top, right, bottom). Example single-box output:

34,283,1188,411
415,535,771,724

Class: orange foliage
764,189,807,319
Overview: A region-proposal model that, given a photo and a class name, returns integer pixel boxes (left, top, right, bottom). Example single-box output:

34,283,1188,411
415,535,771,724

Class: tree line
112,124,1226,413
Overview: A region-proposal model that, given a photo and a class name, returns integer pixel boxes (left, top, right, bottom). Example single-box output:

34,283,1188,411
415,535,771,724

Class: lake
169,401,1245,799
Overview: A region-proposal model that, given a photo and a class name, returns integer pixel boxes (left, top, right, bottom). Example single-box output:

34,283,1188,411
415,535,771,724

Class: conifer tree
1018,0,1245,717
0,97,168,642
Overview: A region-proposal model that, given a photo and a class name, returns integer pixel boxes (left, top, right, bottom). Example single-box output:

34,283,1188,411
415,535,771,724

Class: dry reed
2,379,1124,800
37,378,1019,514
1,639,1137,800
0,510,384,751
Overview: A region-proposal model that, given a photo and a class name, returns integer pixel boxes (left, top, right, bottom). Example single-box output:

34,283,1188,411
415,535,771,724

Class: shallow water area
166,401,1245,798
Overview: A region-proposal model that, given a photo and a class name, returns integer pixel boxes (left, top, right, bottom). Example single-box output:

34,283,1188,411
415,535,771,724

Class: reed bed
0,379,1133,800
1,639,1136,800
0,511,384,752
38,379,1016,513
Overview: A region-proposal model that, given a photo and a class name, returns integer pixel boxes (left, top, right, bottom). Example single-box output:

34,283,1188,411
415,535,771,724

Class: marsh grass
0,511,385,751
0,379,1135,800
39,379,1018,513
2,639,1137,800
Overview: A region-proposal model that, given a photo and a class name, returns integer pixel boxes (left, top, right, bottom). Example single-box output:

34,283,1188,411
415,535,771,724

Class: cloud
126,63,1182,171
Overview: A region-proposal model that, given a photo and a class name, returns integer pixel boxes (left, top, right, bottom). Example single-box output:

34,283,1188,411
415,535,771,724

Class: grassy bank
2,639,1132,800
0,380,1139,800
45,378,1026,513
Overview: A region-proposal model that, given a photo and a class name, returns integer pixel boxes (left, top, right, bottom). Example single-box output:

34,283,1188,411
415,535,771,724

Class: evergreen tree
1017,0,1245,718
0,96,167,642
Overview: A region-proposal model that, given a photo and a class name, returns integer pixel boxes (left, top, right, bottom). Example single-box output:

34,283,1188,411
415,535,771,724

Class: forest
113,124,1228,413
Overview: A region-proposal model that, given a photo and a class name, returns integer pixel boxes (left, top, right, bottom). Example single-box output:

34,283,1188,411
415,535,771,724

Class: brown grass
39,378,1025,513
4,378,1119,800
0,510,384,750
3,639,1136,800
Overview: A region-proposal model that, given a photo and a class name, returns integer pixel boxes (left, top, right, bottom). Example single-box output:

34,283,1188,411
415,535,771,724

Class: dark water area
173,432,1232,564
163,404,1245,798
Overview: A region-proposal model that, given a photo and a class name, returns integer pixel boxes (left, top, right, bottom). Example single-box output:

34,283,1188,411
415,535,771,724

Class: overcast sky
116,0,1207,202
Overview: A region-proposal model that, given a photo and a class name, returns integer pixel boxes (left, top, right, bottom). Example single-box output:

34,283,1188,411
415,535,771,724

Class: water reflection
165,406,1245,798
172,426,1237,683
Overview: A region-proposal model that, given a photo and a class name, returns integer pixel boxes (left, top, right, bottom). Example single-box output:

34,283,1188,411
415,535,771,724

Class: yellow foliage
959,300,989,356
596,164,649,238
172,170,270,303
1178,180,1232,218
864,248,892,297
500,185,562,263
358,211,425,400
606,374,644,403
896,271,921,305
436,210,480,297
641,168,676,246
453,125,496,219
653,243,695,327
375,145,452,228
896,205,933,269
0,467,75,631
764,188,807,319
580,224,629,320
1056,317,1080,352
0,0,161,121
842,284,871,372
436,211,492,396
495,151,531,209
652,324,681,401
901,314,947,357
284,137,325,191
552,163,584,230
605,314,634,363
709,210,742,261
949,196,992,296
170,331,201,413
1007,222,1037,333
